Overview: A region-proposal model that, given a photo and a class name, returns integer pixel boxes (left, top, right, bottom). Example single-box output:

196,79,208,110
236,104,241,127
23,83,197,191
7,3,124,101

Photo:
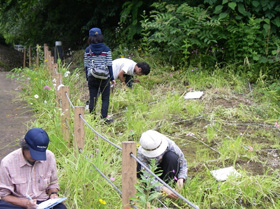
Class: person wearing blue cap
84,27,115,123
0,128,67,209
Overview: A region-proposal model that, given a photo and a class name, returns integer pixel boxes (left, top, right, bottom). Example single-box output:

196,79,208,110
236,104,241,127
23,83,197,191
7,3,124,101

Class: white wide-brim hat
139,130,168,158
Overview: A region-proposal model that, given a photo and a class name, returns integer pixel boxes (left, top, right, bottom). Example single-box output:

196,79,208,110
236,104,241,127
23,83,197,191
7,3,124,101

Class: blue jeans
0,200,67,209
88,76,111,118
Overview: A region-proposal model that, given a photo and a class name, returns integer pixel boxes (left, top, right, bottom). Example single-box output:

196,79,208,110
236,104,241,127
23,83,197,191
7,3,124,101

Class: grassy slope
14,48,280,209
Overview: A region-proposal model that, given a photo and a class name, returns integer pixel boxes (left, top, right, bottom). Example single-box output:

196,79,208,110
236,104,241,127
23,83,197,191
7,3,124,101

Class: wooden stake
53,63,58,75
60,86,70,143
28,46,32,67
44,44,48,65
23,48,26,68
74,106,85,150
36,45,39,67
122,141,137,209
55,73,63,107
47,51,51,71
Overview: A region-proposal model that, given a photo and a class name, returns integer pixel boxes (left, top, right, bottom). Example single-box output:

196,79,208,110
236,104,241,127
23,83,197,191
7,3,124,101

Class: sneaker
85,101,89,110
104,118,114,124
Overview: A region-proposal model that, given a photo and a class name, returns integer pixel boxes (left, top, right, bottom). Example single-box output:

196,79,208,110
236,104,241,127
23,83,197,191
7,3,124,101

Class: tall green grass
8,49,280,208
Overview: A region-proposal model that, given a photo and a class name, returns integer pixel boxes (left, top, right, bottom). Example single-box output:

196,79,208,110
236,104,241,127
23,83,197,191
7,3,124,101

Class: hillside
0,43,23,71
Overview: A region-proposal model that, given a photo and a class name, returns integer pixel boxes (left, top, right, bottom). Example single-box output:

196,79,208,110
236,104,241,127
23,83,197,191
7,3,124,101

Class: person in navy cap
0,128,67,209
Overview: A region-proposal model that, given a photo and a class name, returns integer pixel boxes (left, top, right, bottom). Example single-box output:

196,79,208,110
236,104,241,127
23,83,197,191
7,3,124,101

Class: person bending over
112,58,150,88
137,130,188,199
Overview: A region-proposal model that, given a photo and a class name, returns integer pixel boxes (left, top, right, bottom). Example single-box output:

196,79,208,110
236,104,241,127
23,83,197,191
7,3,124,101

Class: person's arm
46,151,60,199
171,142,188,189
161,186,178,199
84,49,89,81
118,70,126,86
84,67,88,81
108,66,116,87
2,195,37,209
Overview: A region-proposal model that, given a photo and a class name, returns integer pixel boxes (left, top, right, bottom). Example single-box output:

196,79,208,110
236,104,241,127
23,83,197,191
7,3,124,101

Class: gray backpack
88,51,109,80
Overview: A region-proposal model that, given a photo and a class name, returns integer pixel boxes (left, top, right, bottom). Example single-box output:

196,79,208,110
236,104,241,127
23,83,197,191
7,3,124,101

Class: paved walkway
0,72,33,161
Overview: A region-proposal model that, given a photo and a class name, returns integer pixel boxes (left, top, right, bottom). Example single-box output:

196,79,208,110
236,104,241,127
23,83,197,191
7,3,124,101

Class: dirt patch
0,72,34,161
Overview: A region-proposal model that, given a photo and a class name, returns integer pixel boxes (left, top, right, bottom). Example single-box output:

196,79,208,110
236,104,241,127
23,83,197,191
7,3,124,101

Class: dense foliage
1,0,280,75
0,0,126,49
142,1,280,72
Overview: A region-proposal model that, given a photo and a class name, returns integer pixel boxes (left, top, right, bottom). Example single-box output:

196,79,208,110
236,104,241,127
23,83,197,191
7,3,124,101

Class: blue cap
89,27,102,36
24,128,49,161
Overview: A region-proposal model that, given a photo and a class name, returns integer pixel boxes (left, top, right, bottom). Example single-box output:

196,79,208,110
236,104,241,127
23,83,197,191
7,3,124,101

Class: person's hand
134,79,140,83
121,82,128,90
26,199,37,209
111,80,116,87
49,193,59,199
162,186,178,199
176,178,184,191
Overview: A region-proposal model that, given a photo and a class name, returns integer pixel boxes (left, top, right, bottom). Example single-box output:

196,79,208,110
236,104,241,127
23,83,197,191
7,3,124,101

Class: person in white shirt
112,58,150,87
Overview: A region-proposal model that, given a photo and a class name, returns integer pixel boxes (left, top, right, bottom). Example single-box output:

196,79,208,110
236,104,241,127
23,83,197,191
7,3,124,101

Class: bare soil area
0,44,33,161
0,72,34,161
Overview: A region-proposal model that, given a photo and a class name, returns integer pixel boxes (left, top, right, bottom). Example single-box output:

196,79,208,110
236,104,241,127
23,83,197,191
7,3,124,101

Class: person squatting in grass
137,130,188,199
112,58,150,88
84,27,116,123
0,128,67,209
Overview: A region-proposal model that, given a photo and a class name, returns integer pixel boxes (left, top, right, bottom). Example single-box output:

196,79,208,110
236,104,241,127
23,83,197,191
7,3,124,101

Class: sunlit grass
8,49,280,208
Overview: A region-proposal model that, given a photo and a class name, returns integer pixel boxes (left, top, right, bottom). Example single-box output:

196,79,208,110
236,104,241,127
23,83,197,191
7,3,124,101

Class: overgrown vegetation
140,1,280,76
1,0,280,75
7,43,280,208
2,0,280,208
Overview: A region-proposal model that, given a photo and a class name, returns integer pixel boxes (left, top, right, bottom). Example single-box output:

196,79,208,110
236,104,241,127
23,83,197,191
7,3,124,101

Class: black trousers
137,150,180,183
124,75,133,88
0,200,67,209
88,76,111,118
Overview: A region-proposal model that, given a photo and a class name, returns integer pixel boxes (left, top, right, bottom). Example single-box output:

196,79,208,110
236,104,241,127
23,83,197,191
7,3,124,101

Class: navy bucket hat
24,128,49,161
89,27,102,36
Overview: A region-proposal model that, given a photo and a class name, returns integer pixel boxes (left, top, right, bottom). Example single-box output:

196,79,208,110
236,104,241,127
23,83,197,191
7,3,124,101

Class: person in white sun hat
137,130,188,199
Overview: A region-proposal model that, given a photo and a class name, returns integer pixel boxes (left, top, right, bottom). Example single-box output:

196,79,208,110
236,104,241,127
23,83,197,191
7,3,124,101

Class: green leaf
272,17,280,27
264,18,270,24
252,1,260,7
238,3,247,16
222,0,229,4
219,12,228,19
272,50,278,55
235,15,242,20
228,2,237,10
263,24,270,33
214,5,223,14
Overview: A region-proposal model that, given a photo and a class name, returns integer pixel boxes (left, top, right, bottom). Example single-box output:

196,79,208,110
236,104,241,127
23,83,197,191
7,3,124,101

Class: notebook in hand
37,197,67,209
